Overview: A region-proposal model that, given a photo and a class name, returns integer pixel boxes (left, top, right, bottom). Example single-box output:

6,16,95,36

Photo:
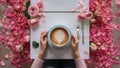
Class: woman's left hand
71,35,80,59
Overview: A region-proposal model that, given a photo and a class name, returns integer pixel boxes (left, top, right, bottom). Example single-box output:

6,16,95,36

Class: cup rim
48,25,71,50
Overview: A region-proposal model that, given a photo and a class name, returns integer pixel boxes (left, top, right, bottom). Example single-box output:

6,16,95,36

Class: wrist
38,53,44,60
38,51,45,60
40,49,46,53
38,50,46,60
74,51,81,59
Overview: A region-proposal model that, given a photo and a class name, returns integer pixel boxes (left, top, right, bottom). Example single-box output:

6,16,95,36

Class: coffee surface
50,28,68,47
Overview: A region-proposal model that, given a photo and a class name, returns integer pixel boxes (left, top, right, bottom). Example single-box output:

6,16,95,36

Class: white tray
30,0,89,59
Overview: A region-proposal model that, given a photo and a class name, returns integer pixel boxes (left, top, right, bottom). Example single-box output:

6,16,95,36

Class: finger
42,32,48,40
40,32,45,40
73,35,79,43
40,31,47,41
71,35,75,45
42,31,48,37
71,35,75,42
40,33,42,41
74,35,78,42
41,31,47,35
41,31,48,37
40,33,43,42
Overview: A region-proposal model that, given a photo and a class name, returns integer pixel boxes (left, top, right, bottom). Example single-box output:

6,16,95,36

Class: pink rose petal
4,54,9,59
0,60,5,66
24,35,30,42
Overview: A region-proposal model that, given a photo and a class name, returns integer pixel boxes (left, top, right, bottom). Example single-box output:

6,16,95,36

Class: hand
38,31,48,60
71,35,80,59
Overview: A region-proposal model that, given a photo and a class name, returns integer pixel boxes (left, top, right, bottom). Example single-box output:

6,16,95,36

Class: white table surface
30,0,89,59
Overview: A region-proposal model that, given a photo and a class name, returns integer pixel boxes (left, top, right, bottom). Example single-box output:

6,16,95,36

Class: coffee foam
50,28,68,47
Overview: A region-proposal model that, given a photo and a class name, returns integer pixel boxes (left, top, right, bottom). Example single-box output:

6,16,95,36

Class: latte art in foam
50,28,68,47
54,30,65,45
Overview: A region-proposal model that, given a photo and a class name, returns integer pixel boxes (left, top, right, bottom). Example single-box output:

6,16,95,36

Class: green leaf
23,1,30,19
32,41,39,49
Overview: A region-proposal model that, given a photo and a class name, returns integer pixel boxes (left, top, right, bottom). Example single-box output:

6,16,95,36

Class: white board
30,0,89,59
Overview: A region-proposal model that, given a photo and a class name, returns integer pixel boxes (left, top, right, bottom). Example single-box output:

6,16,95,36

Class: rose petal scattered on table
0,60,5,66
4,54,9,59
83,50,88,54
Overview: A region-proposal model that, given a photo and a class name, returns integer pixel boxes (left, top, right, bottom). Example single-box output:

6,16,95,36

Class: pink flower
37,2,43,10
28,4,39,17
29,18,40,25
114,0,120,8
78,11,93,20
1,0,120,68
16,44,24,52
0,0,31,67
90,43,97,51
23,35,30,42
13,4,26,11
90,18,96,22
85,11,93,19
37,13,44,18
87,0,120,68
78,13,86,20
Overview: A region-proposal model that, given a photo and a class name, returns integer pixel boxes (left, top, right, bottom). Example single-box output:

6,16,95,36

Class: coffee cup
48,25,71,50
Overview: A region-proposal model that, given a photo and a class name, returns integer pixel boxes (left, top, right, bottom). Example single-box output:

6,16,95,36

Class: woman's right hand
71,35,80,59
38,31,48,60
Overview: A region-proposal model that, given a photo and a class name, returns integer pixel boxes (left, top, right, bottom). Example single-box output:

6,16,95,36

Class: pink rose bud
85,11,93,19
37,13,43,18
78,13,86,20
37,2,43,9
28,4,39,17
30,18,39,25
